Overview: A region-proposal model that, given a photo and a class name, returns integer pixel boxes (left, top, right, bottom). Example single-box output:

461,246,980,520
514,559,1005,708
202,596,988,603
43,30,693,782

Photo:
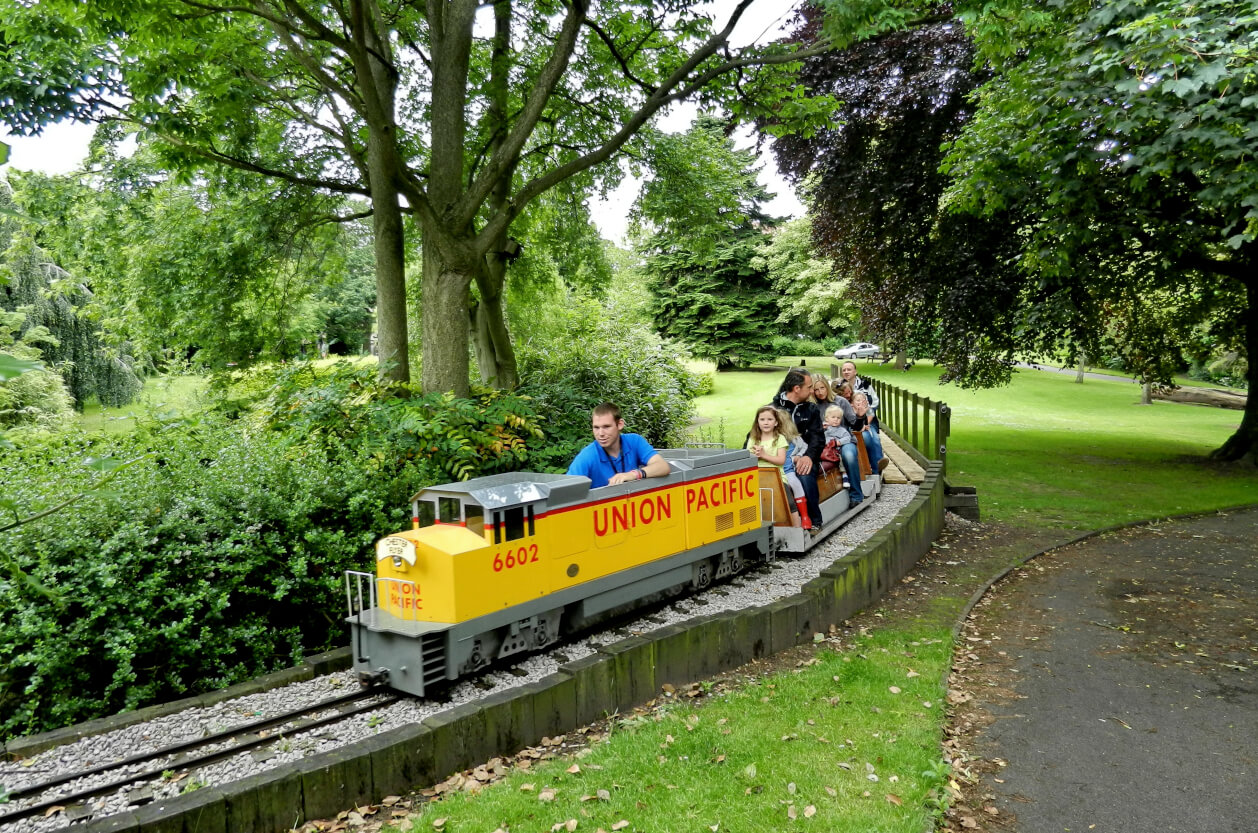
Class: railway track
0,689,401,829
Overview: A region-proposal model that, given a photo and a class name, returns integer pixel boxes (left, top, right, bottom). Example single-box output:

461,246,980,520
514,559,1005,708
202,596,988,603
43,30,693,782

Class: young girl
746,406,809,529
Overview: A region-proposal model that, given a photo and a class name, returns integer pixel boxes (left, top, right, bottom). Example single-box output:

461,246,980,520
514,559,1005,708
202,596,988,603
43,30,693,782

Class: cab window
414,499,436,528
465,504,485,536
503,506,525,541
438,497,461,524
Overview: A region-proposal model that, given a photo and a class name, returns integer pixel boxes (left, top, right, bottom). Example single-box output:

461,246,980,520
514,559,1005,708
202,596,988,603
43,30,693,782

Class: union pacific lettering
685,473,756,513
594,494,673,537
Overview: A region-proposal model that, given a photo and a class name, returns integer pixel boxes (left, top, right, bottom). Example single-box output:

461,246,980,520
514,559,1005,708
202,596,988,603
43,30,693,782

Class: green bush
516,294,697,469
0,366,550,741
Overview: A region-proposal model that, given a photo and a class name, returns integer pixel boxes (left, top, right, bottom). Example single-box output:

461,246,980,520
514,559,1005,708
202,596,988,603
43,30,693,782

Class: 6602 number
493,543,539,572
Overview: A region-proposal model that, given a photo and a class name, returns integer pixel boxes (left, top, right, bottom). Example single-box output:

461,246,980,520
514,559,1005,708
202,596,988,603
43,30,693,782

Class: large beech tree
0,0,865,394
772,0,1258,462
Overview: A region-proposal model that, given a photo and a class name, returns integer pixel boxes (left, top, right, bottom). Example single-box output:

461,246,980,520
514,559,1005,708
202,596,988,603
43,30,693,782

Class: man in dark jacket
771,369,827,531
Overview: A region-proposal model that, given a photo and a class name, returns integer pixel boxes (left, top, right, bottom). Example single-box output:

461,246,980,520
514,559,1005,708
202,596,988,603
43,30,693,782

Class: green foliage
0,417,406,740
253,361,546,483
1,178,143,410
636,118,780,369
9,143,374,370
755,216,857,340
516,292,698,470
0,309,74,434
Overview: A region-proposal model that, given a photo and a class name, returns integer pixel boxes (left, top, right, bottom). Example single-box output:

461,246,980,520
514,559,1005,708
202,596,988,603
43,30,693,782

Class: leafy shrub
0,310,74,433
0,420,409,739
516,293,697,469
790,338,828,358
1189,352,1249,390
0,366,548,741
686,366,716,397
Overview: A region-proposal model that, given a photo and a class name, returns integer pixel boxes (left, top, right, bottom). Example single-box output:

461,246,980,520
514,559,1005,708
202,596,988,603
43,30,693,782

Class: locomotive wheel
692,559,713,590
730,549,746,575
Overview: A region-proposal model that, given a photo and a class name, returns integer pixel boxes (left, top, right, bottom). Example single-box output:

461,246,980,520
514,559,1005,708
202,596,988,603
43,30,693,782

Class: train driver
567,402,671,488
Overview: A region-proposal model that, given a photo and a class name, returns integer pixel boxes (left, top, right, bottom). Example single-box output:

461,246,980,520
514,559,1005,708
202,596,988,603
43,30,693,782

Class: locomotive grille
715,511,734,532
420,633,447,688
739,505,757,525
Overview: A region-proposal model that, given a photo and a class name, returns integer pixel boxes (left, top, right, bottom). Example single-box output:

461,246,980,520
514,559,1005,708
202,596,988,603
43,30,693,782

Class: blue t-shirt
567,433,658,489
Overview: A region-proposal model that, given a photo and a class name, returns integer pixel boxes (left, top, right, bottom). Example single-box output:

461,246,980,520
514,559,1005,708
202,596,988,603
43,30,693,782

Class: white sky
0,0,806,243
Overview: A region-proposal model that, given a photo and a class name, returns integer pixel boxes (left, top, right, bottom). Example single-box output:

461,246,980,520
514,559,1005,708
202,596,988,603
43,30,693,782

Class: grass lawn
689,357,1256,531
77,373,211,433
397,627,951,833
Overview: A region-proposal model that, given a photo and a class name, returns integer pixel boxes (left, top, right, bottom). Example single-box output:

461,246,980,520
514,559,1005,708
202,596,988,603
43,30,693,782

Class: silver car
833,342,880,360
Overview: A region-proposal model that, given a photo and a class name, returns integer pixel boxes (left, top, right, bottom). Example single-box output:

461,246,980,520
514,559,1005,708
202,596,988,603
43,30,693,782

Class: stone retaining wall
71,462,945,833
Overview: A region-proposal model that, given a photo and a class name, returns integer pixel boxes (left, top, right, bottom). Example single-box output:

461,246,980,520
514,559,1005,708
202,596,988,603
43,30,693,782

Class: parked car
833,342,880,360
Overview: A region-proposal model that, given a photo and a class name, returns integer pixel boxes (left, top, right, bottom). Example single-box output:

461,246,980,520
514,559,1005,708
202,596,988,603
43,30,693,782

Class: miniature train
345,445,882,697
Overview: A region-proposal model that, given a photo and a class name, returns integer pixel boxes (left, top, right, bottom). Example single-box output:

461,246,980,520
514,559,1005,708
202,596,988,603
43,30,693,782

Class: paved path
955,507,1258,832
1013,361,1140,385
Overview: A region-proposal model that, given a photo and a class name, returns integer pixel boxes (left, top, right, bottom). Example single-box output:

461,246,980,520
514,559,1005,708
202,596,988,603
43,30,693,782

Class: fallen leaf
520,783,535,792
44,807,65,818
961,817,979,829
984,806,999,815
431,819,446,830
743,763,758,779
906,669,920,678
787,806,797,821
539,788,557,802
804,805,817,818
382,796,402,806
788,782,797,795
396,820,414,832
885,794,902,806
837,762,852,771
567,764,582,774
611,822,630,831
825,786,837,797
888,686,901,694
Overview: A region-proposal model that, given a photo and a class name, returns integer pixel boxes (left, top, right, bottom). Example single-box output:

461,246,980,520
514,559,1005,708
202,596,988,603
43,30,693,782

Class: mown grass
691,358,1256,530
394,627,952,833
77,374,211,433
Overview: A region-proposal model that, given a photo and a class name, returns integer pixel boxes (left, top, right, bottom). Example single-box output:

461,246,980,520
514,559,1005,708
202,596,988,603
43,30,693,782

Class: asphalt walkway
955,507,1258,832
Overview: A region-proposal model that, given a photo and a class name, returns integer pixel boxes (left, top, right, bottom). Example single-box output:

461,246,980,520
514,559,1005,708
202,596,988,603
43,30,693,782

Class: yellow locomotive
345,447,771,697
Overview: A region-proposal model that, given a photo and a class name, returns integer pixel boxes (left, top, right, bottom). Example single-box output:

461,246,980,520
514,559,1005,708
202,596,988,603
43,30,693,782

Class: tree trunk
1211,272,1257,463
467,0,520,391
420,227,476,397
1139,380,1152,405
370,177,409,383
895,350,907,370
1075,351,1087,383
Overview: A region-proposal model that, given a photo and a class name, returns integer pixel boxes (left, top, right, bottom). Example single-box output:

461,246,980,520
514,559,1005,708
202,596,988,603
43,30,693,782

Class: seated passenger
814,373,855,425
840,360,881,427
850,392,889,474
822,405,864,508
745,405,805,528
567,402,670,488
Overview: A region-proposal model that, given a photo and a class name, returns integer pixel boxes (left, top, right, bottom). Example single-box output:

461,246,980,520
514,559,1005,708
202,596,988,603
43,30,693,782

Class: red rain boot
794,497,813,530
